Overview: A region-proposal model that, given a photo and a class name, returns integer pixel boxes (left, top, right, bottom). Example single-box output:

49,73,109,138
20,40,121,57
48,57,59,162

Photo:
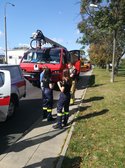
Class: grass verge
62,68,125,168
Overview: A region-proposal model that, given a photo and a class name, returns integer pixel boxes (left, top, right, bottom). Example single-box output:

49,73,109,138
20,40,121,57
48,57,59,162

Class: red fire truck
20,30,81,87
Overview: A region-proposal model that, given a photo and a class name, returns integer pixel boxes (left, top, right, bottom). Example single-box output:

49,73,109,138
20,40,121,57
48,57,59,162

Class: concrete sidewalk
0,71,91,168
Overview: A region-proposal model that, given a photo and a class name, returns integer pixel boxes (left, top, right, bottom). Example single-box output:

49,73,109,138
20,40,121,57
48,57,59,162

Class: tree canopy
78,0,125,67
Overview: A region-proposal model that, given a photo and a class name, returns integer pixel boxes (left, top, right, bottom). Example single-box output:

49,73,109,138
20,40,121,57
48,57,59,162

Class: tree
78,0,125,77
88,42,112,68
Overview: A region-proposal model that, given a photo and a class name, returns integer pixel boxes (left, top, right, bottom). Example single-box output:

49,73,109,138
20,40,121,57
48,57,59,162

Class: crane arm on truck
30,29,66,49
20,29,81,88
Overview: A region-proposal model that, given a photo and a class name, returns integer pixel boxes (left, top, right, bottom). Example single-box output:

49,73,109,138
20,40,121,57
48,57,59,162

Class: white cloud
19,43,30,47
52,38,64,44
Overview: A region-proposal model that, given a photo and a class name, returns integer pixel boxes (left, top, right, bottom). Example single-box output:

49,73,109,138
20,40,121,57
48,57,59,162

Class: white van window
9,67,22,82
0,66,22,83
0,72,4,87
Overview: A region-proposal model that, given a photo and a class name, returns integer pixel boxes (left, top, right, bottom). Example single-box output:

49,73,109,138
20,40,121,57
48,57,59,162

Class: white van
0,64,26,122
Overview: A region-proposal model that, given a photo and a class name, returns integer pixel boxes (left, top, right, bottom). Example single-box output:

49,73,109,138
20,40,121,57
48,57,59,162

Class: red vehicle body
20,30,81,87
20,47,81,87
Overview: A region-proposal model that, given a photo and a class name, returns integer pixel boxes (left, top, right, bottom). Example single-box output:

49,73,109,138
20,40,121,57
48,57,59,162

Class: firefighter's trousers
70,79,76,105
42,88,53,120
57,92,70,127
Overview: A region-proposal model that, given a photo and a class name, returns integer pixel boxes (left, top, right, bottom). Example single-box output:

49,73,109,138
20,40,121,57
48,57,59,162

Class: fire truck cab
20,30,81,87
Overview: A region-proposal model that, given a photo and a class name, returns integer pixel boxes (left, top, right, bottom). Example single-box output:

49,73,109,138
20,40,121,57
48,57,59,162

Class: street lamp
4,2,15,64
90,3,98,8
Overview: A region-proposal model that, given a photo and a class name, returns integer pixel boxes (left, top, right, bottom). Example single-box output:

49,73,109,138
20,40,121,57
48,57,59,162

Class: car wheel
7,98,16,117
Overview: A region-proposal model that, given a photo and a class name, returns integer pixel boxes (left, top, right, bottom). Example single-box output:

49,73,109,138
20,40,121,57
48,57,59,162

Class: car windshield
21,48,60,64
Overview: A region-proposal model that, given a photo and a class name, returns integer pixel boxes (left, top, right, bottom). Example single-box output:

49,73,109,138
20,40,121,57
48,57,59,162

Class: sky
0,0,83,54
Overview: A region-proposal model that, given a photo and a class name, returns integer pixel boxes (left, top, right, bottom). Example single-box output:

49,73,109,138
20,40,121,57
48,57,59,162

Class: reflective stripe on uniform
43,107,47,110
47,109,52,112
70,98,74,104
64,112,69,115
57,113,63,116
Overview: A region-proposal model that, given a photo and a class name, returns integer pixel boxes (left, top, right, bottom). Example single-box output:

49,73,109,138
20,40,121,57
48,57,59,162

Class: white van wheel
8,98,15,117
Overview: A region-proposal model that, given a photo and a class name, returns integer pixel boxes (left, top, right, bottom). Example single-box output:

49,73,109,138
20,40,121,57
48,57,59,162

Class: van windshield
21,48,60,64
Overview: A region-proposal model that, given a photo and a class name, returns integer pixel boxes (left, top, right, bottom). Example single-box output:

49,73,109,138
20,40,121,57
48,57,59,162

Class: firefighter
40,66,49,90
68,62,77,105
40,66,47,118
53,69,72,129
42,68,55,121
40,66,48,89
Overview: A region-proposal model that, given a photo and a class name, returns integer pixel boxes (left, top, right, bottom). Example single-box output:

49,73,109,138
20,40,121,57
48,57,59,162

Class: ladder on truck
30,30,66,49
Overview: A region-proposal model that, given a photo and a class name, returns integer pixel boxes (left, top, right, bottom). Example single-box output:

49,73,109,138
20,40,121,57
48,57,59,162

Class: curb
56,88,87,168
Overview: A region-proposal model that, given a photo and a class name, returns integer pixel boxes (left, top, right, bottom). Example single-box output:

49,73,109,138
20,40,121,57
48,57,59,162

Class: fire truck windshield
22,48,60,64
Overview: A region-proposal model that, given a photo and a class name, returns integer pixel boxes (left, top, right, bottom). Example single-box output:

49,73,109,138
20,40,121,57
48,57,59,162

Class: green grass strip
62,68,125,168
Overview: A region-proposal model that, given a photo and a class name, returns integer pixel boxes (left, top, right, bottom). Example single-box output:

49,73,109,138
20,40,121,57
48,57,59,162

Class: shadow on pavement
23,155,82,168
0,98,57,155
0,98,43,154
6,127,68,153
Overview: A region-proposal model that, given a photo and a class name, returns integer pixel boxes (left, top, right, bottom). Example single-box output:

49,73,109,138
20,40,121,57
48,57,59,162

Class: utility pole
4,2,15,64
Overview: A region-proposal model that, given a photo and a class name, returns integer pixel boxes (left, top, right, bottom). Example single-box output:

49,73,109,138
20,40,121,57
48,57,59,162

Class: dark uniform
42,77,54,121
56,80,71,128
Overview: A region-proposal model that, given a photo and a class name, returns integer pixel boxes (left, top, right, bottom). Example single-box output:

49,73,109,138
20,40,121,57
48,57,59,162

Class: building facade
7,48,28,65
